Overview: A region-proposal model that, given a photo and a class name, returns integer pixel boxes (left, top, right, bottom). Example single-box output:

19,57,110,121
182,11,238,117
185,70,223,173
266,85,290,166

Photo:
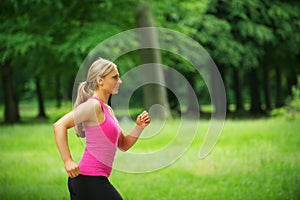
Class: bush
286,76,300,119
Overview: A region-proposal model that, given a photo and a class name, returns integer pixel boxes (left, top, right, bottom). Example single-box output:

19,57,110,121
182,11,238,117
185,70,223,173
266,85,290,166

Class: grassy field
0,105,300,199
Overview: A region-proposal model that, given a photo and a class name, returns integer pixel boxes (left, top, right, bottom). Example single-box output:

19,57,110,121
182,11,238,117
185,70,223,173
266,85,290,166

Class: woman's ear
97,77,103,86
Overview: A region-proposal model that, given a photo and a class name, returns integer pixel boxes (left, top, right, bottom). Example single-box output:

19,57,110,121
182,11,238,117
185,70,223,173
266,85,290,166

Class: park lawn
0,118,299,200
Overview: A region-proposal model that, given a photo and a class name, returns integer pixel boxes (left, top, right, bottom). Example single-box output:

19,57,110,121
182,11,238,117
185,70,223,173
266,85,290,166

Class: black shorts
68,175,123,200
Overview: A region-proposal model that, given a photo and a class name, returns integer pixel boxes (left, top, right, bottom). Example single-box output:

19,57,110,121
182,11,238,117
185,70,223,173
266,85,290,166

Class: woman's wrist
63,156,73,164
135,124,145,130
129,125,144,138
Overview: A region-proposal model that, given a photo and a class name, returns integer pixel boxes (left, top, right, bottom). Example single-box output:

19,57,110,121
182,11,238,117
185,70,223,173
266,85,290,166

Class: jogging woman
53,58,151,199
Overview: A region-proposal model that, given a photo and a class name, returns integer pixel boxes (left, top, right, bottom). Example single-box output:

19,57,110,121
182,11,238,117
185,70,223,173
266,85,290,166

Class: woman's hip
68,175,123,200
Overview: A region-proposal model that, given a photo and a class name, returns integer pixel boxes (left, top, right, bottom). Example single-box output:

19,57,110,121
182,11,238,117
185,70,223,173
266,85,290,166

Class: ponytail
74,81,93,137
73,58,117,138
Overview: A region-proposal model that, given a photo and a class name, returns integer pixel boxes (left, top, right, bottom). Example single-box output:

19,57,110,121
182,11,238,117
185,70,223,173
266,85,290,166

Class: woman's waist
80,148,116,166
78,163,112,177
78,149,113,177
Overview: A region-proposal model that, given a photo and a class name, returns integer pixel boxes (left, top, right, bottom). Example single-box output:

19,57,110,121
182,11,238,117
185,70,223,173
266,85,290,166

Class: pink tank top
78,96,121,177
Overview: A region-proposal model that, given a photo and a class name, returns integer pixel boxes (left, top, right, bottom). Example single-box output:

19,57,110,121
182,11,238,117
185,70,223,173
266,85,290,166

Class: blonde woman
53,58,151,199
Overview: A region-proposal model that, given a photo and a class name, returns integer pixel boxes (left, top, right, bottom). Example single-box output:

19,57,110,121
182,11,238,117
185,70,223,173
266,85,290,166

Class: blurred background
1,0,300,123
1,1,300,200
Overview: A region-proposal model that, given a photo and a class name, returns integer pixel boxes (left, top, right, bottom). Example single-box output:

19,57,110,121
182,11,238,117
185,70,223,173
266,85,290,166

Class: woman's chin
112,89,119,94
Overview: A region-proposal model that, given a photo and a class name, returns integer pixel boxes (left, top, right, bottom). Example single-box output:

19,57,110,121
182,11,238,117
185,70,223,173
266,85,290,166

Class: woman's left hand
136,111,151,128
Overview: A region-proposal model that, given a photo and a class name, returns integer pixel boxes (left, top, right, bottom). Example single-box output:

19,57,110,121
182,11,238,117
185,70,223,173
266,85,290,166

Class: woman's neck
93,90,110,104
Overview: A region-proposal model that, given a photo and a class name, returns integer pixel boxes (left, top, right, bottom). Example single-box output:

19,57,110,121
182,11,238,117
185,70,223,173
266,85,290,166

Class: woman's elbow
53,121,62,135
118,140,131,152
53,123,58,135
118,144,129,152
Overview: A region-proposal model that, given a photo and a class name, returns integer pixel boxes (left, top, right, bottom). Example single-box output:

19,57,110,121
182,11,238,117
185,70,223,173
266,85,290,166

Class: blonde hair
74,58,117,137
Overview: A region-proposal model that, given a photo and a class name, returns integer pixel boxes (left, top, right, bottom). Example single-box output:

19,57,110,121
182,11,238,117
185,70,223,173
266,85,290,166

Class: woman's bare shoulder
76,98,100,109
73,99,101,120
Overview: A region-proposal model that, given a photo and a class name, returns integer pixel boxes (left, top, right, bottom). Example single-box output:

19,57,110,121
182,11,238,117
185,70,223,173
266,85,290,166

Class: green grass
0,116,299,200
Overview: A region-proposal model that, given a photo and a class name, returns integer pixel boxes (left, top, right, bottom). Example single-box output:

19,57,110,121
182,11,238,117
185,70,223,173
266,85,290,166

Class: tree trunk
286,66,298,96
1,59,20,123
55,74,62,108
210,63,227,118
135,2,171,119
232,67,244,112
275,66,284,108
218,64,229,113
35,76,48,118
186,72,200,115
248,68,263,114
165,67,179,113
262,64,272,111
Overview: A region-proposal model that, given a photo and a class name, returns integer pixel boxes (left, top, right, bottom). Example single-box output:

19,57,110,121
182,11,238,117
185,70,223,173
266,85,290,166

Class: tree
0,1,50,122
0,0,139,122
164,0,300,116
135,2,171,119
1,59,20,123
153,0,209,115
1,1,62,122
265,0,300,108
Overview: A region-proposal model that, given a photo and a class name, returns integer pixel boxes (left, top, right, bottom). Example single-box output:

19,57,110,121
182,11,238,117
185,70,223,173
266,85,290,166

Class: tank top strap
89,96,109,115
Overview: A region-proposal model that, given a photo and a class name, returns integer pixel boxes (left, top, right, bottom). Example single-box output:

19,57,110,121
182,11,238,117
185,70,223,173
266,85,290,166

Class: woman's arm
118,111,151,151
53,100,96,178
53,111,80,178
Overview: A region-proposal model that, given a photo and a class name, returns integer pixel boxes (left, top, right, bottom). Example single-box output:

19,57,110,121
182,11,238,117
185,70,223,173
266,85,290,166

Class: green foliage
269,107,286,118
270,76,300,119
1,0,300,119
195,14,244,67
286,76,300,119
237,21,274,44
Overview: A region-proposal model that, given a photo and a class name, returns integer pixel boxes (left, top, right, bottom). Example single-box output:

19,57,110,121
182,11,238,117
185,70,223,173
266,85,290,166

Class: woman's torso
78,96,121,177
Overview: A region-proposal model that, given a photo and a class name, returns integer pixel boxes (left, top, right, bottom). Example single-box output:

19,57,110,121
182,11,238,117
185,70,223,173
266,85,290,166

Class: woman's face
100,68,122,94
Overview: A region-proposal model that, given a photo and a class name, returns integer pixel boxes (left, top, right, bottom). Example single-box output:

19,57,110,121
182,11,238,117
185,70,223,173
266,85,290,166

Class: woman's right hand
64,159,80,178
